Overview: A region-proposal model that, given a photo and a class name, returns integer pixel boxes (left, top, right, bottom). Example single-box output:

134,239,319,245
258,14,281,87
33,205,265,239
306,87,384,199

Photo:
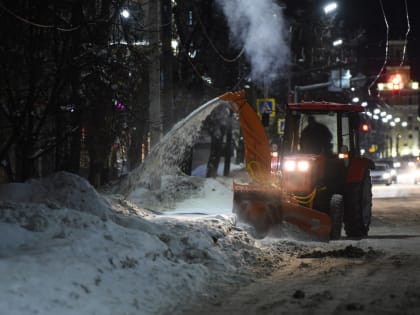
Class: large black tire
344,170,372,238
329,194,344,240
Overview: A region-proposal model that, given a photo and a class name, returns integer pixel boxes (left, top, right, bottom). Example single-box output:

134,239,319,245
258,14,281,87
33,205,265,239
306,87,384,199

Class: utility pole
146,0,163,148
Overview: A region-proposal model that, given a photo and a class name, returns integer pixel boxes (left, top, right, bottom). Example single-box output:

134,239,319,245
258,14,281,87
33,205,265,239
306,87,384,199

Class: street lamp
324,2,338,14
121,9,130,18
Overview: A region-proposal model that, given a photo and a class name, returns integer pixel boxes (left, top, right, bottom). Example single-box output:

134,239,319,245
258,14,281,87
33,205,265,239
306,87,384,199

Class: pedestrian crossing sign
256,98,276,118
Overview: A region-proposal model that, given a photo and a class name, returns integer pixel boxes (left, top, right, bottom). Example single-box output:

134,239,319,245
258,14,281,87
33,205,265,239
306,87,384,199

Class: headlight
283,160,310,172
382,173,390,179
338,153,349,159
284,160,296,171
297,160,310,171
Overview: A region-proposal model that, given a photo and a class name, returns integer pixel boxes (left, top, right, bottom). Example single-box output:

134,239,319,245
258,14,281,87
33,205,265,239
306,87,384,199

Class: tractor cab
278,102,365,196
282,102,364,158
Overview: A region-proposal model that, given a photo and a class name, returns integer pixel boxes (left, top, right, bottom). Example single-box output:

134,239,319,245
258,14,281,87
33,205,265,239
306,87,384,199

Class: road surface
181,183,420,315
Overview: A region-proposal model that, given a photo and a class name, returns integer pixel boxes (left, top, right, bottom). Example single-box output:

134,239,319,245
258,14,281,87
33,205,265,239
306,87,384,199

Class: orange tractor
219,91,374,240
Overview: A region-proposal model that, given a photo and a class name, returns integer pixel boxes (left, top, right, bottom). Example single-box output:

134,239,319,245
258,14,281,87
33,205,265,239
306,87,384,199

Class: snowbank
0,171,261,315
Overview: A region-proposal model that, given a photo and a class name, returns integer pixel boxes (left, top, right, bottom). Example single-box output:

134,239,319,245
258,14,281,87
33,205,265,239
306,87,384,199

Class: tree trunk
67,1,84,175
161,0,174,133
147,0,163,148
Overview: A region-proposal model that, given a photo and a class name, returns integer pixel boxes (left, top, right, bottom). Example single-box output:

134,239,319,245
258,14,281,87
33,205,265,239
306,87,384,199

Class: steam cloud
215,0,289,86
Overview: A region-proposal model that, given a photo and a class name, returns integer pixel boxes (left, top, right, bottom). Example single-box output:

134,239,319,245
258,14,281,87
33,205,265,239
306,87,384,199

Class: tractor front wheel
344,170,372,238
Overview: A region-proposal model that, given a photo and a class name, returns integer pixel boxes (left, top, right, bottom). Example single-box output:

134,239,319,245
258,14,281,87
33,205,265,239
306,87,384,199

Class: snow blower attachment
219,91,374,241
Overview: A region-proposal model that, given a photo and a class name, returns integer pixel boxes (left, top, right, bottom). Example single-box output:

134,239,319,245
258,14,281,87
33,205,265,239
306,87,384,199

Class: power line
0,2,80,32
195,8,244,63
400,0,410,67
368,0,389,96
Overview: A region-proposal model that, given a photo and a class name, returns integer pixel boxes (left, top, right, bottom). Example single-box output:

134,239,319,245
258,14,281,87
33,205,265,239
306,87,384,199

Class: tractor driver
300,116,333,155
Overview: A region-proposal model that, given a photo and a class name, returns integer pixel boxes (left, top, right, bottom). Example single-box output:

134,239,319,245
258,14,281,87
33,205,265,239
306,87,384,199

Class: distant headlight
297,160,310,171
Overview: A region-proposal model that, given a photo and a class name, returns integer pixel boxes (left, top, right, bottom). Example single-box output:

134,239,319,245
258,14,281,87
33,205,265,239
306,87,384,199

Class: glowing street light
121,9,130,18
324,2,338,14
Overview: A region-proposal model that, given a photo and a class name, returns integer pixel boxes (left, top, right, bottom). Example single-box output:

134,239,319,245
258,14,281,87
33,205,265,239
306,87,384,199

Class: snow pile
126,175,208,212
0,171,263,315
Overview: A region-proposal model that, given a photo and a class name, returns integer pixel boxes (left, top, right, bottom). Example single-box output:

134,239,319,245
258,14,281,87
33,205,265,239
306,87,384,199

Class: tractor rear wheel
329,194,344,240
344,170,372,238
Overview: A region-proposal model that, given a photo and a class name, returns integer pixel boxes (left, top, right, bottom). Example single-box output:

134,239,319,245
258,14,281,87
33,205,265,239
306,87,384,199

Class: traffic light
361,123,369,132
359,118,370,133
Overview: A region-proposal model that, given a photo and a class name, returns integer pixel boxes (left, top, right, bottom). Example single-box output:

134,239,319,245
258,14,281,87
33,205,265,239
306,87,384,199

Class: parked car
371,162,393,185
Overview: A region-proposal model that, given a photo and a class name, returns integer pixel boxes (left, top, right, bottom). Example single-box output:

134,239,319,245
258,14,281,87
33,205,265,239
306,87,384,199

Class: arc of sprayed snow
120,95,229,196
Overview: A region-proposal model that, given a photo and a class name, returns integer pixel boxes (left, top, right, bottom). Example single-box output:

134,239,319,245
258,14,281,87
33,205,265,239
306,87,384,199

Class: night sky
284,0,419,79
338,0,420,79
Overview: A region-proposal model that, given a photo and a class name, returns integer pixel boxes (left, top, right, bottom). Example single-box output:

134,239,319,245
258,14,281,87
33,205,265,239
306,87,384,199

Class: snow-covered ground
0,169,271,315
2,168,420,315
